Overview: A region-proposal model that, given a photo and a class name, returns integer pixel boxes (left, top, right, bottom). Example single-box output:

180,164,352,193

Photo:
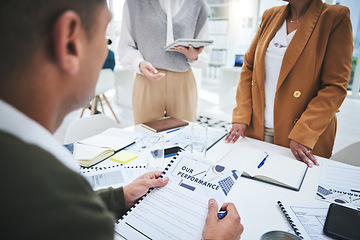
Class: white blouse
264,20,296,129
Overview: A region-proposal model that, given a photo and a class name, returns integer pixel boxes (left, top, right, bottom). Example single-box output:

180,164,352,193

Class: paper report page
115,152,241,240
281,203,332,240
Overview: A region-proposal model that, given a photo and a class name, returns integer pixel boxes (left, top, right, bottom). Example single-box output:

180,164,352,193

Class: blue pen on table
257,152,269,169
166,128,181,134
218,211,227,219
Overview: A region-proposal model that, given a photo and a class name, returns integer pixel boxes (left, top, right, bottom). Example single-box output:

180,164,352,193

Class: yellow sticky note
110,151,138,164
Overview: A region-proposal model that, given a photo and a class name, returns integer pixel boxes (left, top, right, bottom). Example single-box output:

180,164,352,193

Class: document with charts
316,161,360,210
277,201,331,240
115,152,241,240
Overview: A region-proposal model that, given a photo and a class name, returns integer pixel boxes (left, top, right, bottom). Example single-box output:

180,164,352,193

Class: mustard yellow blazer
232,0,353,158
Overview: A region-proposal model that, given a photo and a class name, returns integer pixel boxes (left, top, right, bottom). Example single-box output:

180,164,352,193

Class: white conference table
206,137,332,239
114,125,345,240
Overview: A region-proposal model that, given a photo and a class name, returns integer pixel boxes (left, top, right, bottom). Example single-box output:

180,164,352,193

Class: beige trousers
132,68,197,124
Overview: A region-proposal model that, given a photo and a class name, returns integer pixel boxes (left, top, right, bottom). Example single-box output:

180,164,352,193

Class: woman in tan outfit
118,0,210,124
225,0,353,166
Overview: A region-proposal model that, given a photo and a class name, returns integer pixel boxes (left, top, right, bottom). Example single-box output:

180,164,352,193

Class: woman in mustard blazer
225,0,353,166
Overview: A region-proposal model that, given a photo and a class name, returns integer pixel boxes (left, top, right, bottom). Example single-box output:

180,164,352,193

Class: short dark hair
0,0,106,79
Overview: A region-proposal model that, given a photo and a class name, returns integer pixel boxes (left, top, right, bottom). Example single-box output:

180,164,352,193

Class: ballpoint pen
218,211,227,219
166,128,181,134
257,153,269,169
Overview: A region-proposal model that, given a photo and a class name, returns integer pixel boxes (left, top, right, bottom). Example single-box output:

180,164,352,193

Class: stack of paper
316,162,360,210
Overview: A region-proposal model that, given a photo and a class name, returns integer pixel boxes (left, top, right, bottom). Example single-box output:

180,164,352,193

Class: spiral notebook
277,201,331,240
115,152,241,240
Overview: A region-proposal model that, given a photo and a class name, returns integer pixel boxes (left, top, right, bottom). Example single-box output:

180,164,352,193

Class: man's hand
139,61,165,82
225,123,247,143
123,171,169,209
202,199,243,240
290,140,319,167
169,44,204,61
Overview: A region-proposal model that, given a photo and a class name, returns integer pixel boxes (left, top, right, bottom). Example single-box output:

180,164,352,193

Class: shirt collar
0,99,79,172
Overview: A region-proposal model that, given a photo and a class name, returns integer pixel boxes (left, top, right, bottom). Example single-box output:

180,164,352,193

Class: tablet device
164,38,213,50
323,203,360,239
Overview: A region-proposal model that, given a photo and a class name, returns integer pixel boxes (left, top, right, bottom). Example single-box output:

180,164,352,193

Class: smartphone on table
151,146,183,158
323,203,360,240
164,146,183,158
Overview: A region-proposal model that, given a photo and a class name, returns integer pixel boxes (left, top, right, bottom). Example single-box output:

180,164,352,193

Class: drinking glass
146,135,165,171
191,125,207,158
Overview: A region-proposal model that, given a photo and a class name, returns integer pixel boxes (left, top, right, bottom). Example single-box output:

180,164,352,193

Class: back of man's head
0,0,105,82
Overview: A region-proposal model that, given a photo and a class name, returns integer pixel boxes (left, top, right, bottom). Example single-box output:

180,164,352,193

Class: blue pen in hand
218,211,227,219
257,153,269,169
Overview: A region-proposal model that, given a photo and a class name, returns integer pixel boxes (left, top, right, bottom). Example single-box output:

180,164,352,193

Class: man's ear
53,11,83,75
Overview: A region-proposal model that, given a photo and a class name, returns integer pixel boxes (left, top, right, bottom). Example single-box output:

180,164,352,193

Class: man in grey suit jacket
0,0,243,239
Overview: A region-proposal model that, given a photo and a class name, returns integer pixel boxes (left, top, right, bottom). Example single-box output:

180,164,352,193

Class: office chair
330,141,360,167
80,69,120,123
64,114,120,144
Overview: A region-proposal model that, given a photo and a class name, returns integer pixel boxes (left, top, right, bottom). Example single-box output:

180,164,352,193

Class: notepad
141,116,189,133
74,129,135,168
163,38,214,50
218,147,308,191
110,151,138,164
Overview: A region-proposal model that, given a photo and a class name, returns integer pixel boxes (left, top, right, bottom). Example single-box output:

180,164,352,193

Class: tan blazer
232,0,353,158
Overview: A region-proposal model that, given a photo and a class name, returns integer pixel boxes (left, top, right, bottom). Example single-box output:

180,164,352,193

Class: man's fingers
223,203,240,220
206,199,219,220
147,171,163,179
136,172,169,188
137,171,162,180
220,202,233,211
148,176,169,188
